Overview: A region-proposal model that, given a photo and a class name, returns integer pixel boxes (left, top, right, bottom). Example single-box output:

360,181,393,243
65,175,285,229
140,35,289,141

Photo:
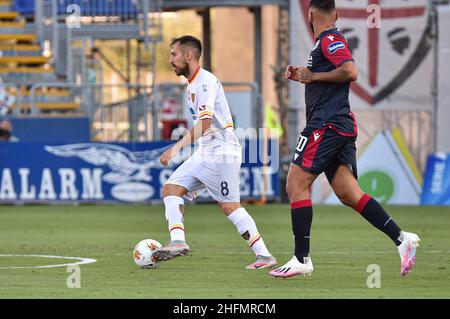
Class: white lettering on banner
0,166,277,201
59,169,79,200
19,168,36,200
0,168,16,200
431,162,446,194
38,169,57,200
80,169,103,199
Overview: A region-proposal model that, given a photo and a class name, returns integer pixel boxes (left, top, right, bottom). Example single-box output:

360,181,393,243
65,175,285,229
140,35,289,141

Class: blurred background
0,0,449,206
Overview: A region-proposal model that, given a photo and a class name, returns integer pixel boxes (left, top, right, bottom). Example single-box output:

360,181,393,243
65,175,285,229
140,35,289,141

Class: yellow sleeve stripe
198,111,213,118
224,123,234,129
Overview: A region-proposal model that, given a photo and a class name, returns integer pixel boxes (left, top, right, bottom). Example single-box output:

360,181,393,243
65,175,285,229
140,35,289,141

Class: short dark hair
171,35,202,59
309,0,335,12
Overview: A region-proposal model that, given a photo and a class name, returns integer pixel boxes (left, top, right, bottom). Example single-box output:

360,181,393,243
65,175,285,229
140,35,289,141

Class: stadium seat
0,0,12,11
0,43,42,56
0,11,18,19
13,0,138,18
0,20,23,27
0,0,143,118
13,102,81,112
0,66,54,73
0,33,36,42
0,56,50,64
7,86,81,113
0,3,61,95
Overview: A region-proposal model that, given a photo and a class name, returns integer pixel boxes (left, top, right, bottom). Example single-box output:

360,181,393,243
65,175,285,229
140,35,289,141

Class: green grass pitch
0,204,449,298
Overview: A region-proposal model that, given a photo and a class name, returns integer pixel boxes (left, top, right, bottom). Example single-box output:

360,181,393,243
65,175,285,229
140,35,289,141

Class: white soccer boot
152,240,190,262
269,256,313,278
246,255,278,269
397,231,420,276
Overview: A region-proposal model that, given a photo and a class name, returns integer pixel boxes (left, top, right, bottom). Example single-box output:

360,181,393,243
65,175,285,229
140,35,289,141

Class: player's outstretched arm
160,118,212,166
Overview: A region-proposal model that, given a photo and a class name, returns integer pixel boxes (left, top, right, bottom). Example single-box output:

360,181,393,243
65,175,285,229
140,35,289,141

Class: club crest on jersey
327,41,345,54
191,93,195,103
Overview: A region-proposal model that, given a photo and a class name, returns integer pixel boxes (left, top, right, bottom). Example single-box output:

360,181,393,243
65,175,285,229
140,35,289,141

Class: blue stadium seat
13,0,138,18
12,0,35,16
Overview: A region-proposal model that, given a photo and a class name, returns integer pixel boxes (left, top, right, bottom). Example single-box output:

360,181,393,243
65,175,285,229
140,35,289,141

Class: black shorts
292,125,358,183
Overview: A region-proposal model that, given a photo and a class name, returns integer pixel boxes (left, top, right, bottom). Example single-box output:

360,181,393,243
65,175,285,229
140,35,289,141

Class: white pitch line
0,254,97,269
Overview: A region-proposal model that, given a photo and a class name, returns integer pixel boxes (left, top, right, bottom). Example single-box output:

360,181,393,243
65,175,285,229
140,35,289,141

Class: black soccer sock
356,194,403,246
291,200,313,262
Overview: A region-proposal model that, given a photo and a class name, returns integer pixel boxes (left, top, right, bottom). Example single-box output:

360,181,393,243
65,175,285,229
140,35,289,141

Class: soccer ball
133,239,162,269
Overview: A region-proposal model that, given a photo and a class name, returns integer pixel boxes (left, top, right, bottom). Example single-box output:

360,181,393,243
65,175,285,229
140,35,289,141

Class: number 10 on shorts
296,135,308,153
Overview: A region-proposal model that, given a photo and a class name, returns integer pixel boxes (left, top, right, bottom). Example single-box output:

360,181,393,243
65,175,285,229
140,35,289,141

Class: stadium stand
0,0,152,117
0,0,77,113
13,0,138,19
0,0,161,142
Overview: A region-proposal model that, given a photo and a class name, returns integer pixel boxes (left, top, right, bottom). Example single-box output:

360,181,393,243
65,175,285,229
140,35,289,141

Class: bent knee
335,191,361,208
162,183,187,198
286,178,310,201
219,202,241,215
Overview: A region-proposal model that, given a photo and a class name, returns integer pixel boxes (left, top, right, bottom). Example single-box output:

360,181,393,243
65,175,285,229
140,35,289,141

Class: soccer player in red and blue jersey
270,0,420,278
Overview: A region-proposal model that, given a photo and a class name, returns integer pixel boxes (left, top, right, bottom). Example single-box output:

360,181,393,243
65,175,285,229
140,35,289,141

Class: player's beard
172,62,189,78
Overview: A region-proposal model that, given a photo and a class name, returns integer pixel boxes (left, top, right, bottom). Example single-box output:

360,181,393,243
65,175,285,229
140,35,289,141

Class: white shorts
166,150,242,202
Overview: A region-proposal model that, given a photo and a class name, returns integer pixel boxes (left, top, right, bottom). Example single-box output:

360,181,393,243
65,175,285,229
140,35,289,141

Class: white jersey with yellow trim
186,67,241,156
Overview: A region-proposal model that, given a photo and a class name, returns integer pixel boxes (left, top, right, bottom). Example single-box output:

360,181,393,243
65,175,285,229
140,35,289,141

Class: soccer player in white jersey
152,35,277,270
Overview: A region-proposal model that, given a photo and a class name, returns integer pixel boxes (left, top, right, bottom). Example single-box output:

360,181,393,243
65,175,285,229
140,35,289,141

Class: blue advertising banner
0,140,279,203
421,153,450,205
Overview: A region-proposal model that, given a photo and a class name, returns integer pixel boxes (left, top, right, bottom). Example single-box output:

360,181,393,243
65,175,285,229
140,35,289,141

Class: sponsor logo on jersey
327,41,345,54
202,84,208,92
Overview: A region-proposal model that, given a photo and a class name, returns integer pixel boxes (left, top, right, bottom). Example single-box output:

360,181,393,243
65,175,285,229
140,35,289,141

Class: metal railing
1,81,264,144
32,0,161,80
28,83,152,141
150,82,263,140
